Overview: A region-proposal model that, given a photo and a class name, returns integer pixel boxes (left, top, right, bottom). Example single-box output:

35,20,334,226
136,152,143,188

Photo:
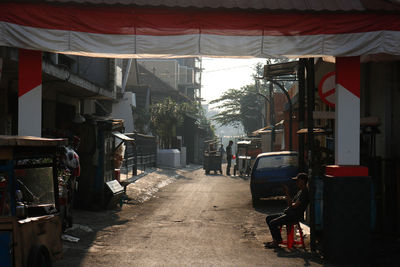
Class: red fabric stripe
326,165,369,177
18,49,42,97
2,3,400,36
336,57,361,98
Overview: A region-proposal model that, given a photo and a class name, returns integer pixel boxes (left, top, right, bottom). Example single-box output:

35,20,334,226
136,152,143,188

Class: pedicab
203,139,222,175
0,135,66,267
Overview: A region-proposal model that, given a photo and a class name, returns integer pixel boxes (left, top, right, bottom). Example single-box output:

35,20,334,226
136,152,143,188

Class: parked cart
234,138,262,176
0,135,67,267
203,140,222,175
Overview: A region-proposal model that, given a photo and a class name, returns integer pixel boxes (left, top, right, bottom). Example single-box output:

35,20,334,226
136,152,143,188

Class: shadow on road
252,198,326,266
56,167,195,266
55,206,130,267
275,248,325,267
253,197,288,214
157,168,193,180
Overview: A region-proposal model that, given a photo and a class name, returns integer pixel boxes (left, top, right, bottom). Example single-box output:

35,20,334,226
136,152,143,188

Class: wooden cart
0,135,66,267
203,140,222,175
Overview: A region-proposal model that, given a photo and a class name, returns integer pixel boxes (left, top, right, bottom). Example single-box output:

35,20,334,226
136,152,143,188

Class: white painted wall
18,85,42,136
112,92,136,132
335,84,360,165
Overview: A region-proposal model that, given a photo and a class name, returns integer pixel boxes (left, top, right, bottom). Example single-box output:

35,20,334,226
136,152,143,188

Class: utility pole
269,82,275,151
306,58,316,252
266,79,293,151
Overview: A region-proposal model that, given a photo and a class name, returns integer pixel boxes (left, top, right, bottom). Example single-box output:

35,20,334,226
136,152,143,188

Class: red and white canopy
1,1,400,58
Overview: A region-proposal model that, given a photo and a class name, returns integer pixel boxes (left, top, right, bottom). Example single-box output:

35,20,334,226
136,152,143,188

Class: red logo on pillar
336,57,360,98
18,49,42,97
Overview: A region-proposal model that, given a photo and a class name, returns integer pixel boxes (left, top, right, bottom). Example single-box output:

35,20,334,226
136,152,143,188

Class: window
15,167,55,205
257,155,298,170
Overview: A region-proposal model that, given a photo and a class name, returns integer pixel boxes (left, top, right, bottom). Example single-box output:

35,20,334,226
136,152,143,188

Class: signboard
318,71,336,108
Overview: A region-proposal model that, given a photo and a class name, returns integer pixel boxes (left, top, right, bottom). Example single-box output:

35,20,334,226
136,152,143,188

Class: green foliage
150,98,215,148
210,84,265,134
209,89,240,127
198,109,216,139
150,98,182,149
133,106,151,134
210,59,300,135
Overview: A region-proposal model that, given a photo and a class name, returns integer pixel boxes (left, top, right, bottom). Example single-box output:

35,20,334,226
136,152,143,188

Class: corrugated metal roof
38,0,400,11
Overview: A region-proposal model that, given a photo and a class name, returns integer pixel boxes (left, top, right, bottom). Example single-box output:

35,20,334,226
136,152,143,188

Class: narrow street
55,166,324,266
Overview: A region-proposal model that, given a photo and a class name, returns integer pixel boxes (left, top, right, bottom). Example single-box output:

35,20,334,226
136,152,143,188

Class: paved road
55,166,324,266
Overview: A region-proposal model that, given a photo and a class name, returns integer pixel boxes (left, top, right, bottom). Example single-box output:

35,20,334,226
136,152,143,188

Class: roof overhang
0,135,68,147
112,131,134,143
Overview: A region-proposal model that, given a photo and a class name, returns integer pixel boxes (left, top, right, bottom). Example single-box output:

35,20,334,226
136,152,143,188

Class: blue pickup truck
250,151,298,206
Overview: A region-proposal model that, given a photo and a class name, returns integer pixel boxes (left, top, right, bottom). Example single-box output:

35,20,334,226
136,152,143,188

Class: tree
209,88,244,128
150,98,215,148
197,104,216,139
150,98,183,149
133,106,151,134
209,60,296,135
209,84,267,135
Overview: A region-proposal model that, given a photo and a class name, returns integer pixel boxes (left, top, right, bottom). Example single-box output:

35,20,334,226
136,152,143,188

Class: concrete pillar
335,56,360,166
18,49,42,137
324,57,370,263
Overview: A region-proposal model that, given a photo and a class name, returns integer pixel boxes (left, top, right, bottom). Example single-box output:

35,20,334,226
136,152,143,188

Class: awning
17,0,400,12
252,120,284,135
112,132,135,142
0,135,68,147
237,140,251,145
1,2,400,58
297,128,326,134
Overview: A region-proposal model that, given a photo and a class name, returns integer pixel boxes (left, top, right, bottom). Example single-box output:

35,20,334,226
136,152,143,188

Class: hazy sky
201,57,267,104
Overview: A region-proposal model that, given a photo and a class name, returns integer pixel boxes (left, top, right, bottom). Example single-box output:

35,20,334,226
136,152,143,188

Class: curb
124,168,157,184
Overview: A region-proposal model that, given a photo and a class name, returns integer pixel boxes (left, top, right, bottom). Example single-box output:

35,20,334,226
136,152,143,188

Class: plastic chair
279,222,306,249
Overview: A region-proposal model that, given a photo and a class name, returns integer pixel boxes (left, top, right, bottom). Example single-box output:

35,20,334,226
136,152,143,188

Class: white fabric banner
3,21,400,58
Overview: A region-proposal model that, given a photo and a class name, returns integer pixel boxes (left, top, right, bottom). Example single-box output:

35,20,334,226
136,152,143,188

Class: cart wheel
27,245,52,267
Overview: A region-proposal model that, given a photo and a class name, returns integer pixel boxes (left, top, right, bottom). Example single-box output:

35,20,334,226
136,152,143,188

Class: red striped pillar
328,56,368,175
18,49,42,137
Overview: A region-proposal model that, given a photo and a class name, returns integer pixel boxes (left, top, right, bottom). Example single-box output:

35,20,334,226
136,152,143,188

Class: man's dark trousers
226,156,232,175
266,213,298,242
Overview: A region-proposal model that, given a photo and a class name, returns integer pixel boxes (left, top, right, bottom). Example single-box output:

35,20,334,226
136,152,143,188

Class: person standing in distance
226,140,233,176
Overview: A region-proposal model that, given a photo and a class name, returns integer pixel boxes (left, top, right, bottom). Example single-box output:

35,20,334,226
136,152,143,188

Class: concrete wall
186,67,194,84
138,59,178,90
126,59,139,86
179,65,187,84
72,56,110,89
112,92,136,132
360,62,400,159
